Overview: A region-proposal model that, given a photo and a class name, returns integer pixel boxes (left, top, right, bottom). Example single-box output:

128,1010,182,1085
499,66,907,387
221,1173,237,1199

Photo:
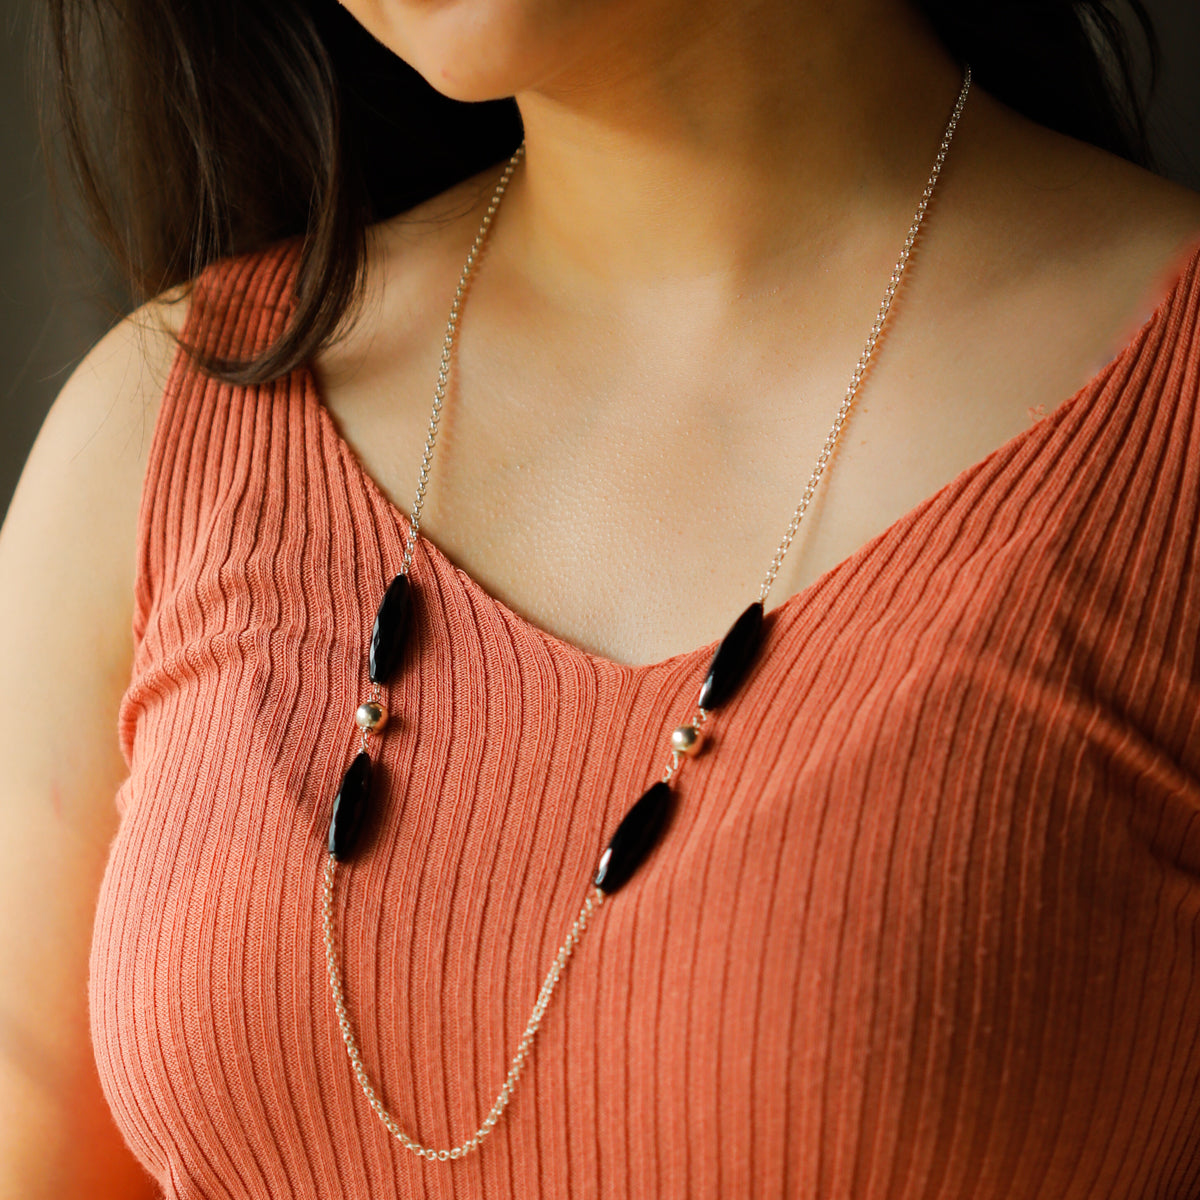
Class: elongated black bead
594,781,674,894
328,751,373,860
697,600,764,711
369,572,413,685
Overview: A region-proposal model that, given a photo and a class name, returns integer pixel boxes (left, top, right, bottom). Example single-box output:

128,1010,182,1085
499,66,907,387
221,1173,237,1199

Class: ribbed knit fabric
90,236,1200,1199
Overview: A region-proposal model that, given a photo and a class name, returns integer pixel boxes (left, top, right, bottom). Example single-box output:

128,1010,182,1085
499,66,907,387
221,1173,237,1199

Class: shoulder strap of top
123,239,306,745
182,238,305,361
1161,235,1200,380
1127,234,1200,471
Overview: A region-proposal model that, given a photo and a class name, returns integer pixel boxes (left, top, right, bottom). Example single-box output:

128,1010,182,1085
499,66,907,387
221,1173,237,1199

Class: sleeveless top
90,236,1200,1199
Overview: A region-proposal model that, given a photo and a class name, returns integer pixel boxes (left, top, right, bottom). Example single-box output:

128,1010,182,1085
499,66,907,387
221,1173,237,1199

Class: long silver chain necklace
322,67,972,1162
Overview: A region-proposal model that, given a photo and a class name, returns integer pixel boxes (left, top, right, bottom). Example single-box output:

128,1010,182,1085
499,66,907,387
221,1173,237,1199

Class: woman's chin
342,0,584,104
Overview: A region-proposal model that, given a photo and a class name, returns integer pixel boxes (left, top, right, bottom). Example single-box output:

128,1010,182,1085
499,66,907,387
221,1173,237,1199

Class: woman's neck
504,0,965,293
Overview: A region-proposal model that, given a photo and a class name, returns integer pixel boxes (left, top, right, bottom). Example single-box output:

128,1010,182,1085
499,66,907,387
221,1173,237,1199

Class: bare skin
1,0,1198,1192
315,0,1200,667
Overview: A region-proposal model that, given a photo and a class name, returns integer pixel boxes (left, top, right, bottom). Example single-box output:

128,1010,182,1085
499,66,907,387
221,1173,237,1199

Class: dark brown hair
39,0,1158,385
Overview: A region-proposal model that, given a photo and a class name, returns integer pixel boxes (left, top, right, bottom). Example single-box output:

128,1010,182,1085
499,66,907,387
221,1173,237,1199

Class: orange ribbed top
90,237,1200,1199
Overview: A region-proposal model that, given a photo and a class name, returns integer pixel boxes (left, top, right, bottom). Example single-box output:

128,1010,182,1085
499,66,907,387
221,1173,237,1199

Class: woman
3,0,1200,1194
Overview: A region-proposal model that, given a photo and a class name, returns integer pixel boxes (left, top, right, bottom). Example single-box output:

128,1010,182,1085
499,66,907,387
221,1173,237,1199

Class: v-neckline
301,240,1197,678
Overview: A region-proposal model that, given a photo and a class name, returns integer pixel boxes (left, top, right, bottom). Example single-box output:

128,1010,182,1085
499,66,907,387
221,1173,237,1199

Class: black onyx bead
697,600,765,711
369,572,413,686
328,751,373,860
594,781,674,894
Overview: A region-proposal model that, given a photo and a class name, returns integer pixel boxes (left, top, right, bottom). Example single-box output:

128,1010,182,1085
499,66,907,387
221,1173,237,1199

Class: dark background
2,0,1198,524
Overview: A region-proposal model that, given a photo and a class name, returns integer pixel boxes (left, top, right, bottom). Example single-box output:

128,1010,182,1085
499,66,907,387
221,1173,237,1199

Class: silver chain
325,65,972,1161
757,67,971,600
323,856,603,1161
398,154,524,577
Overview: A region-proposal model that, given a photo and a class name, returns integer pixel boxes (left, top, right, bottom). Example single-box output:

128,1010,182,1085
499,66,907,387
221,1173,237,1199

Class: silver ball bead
670,724,702,756
355,701,388,732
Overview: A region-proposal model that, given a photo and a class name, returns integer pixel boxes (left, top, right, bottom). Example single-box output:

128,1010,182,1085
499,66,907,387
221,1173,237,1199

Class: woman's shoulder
1067,155,1200,362
0,281,191,843
174,165,504,381
1068,162,1200,409
961,91,1200,361
9,285,194,595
